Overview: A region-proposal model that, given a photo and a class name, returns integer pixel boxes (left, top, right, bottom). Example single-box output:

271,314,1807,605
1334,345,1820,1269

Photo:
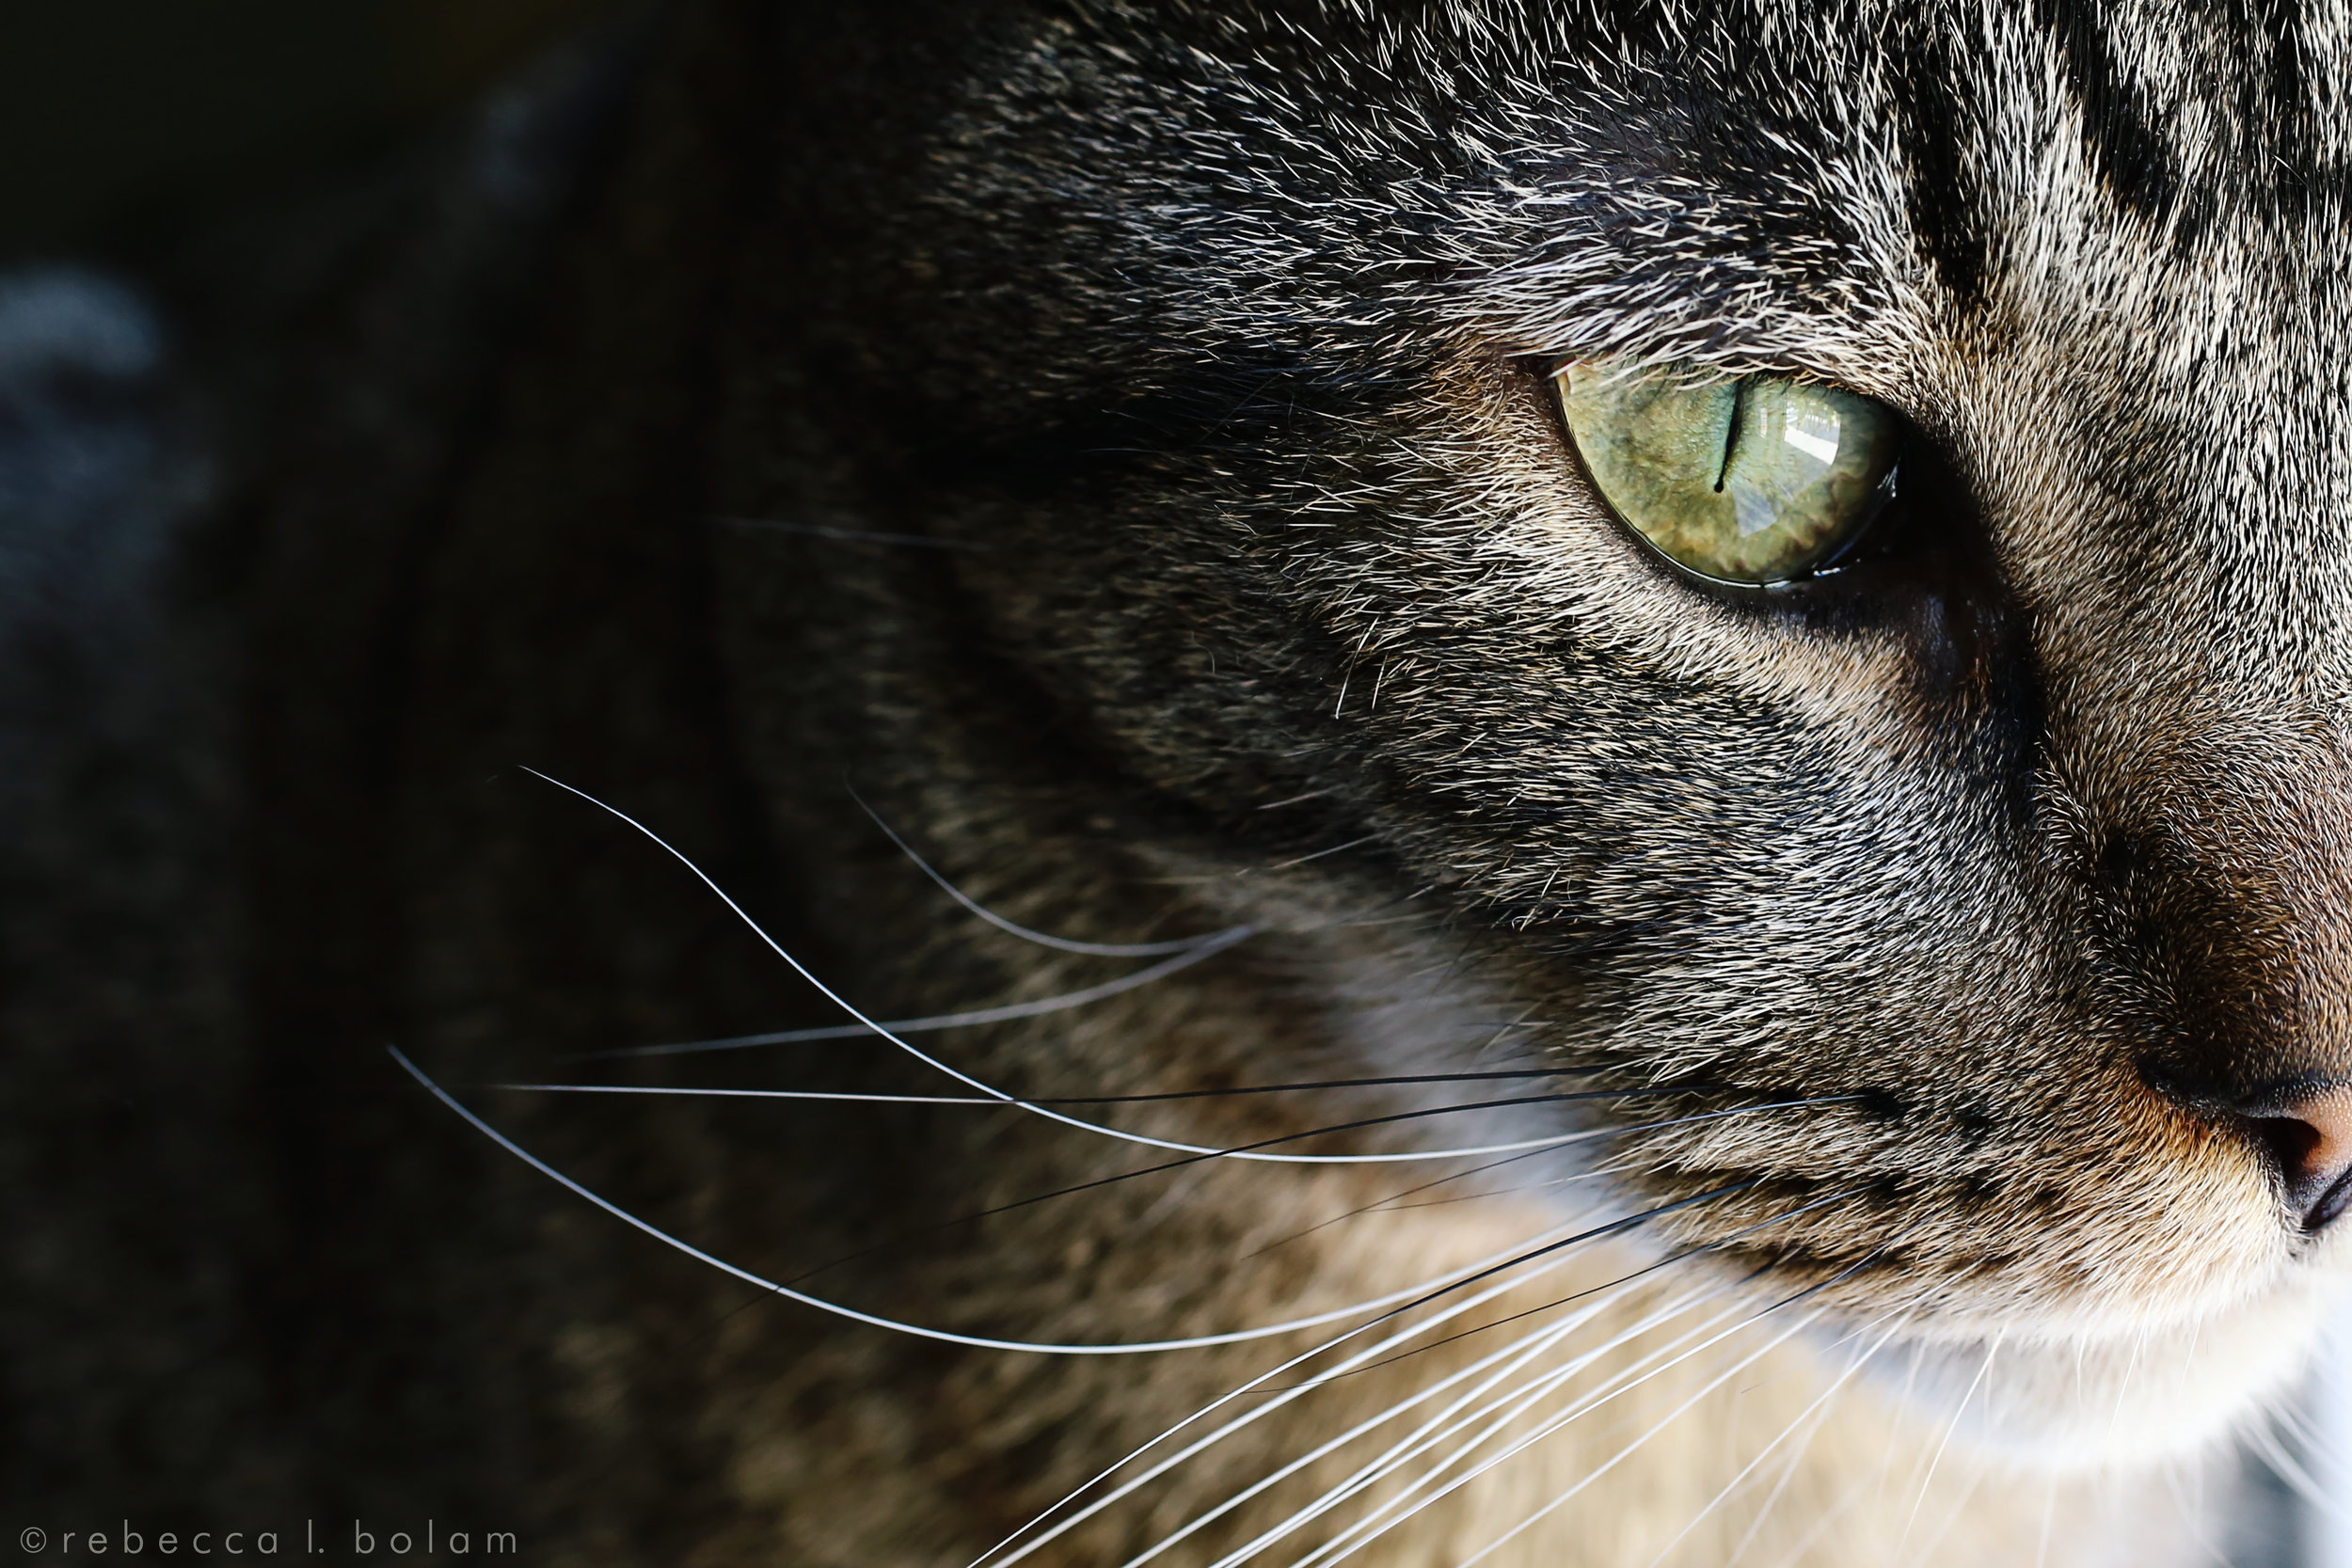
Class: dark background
0,0,606,256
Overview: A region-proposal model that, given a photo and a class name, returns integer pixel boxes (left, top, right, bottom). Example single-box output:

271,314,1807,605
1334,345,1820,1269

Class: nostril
2240,1086,2352,1231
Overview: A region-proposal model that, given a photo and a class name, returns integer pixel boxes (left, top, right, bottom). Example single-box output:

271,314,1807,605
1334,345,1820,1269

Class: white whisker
975,1194,1748,1565
1432,1309,1833,1568
582,925,1253,1058
850,789,1240,957
2239,1415,2334,1514
1284,1279,1789,1564
1719,1401,1836,1568
1899,1431,1996,1567
1202,1292,1759,1568
1720,1317,1909,1568
495,1085,1002,1104
489,1069,1839,1166
2032,1473,2058,1568
1280,1234,1885,1568
1640,1313,1909,1568
1895,1330,2001,1557
1753,1458,1879,1568
973,1256,1626,1567
1242,1148,1573,1258
1119,1284,1730,1568
400,1044,1700,1359
526,768,1756,1166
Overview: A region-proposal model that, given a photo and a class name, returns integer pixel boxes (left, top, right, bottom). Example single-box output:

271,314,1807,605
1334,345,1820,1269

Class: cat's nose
2072,730,2352,1228
2238,1085,2352,1231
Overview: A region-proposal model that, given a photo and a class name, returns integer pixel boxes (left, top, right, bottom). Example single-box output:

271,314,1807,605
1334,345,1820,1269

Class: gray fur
8,1,2347,1562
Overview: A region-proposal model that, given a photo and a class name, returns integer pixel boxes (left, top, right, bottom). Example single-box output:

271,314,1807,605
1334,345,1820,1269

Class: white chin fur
1870,1277,2343,1467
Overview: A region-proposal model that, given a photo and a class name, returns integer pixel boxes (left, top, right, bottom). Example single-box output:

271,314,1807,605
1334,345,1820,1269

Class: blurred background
8,8,2352,1565
0,0,610,257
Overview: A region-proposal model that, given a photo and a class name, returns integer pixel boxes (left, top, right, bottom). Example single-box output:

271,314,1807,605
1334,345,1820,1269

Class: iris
1554,364,1901,585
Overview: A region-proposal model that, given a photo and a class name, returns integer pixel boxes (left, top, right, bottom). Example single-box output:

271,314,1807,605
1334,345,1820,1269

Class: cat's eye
1553,363,1902,585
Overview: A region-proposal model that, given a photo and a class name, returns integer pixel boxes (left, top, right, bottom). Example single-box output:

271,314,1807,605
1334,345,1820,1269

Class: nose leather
2241,1085,2352,1230
2074,736,2352,1231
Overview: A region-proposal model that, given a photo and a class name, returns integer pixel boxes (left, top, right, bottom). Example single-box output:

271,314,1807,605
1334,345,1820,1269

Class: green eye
1553,364,1901,585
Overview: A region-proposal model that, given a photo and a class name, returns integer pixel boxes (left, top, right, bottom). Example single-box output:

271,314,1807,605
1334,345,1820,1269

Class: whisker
1262,835,1380,873
779,1099,1807,1301
716,514,988,549
523,768,1727,1168
893,1090,1877,1170
1719,1299,1915,1568
1173,1291,1753,1568
400,1043,1736,1359
577,924,1253,1059
1754,1458,1878,1568
850,787,1239,957
976,1207,1753,1568
496,1069,1694,1107
1367,1177,1606,1213
495,1085,1004,1105
778,1096,1756,1336
1239,1147,1579,1261
1260,1182,1874,1388
499,767,1946,1563
1295,1245,1905,1568
1121,1285,1735,1568
1057,1292,1697,1568
969,1294,1565,1568
1636,1312,1910,1568
512,771,1355,1161
1378,1308,1836,1568
1256,785,1342,811
1717,1395,1842,1568
1894,1330,2003,1557
1250,1300,1773,1568
2031,1472,2059,1568
2241,1412,2336,1514
1899,1432,1996,1567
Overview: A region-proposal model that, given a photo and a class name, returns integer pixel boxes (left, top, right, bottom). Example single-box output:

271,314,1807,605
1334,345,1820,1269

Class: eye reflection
1553,363,1901,585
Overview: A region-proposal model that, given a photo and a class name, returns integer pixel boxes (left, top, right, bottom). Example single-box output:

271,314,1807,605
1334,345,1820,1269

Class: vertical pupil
1713,377,1747,494
1553,362,1898,583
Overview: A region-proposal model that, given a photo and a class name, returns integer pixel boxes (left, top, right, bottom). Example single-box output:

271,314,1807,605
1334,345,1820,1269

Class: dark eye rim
1530,356,1914,597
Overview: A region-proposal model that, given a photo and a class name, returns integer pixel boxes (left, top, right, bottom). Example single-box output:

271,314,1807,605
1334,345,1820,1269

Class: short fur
6,1,2346,1563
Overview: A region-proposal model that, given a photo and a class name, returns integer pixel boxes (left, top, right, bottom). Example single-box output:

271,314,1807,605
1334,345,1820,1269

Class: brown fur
7,1,2346,1562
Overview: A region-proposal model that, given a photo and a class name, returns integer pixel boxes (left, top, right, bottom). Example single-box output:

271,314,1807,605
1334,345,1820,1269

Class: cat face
795,0,2352,1458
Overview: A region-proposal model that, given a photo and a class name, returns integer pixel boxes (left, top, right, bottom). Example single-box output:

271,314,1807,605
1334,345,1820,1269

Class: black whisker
1014,1069,1699,1105
491,1070,1725,1107
1237,1145,1580,1262
776,1097,1856,1290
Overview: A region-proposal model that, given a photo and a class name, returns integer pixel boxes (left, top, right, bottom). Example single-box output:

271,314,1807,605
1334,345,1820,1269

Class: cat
5,0,2346,1563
